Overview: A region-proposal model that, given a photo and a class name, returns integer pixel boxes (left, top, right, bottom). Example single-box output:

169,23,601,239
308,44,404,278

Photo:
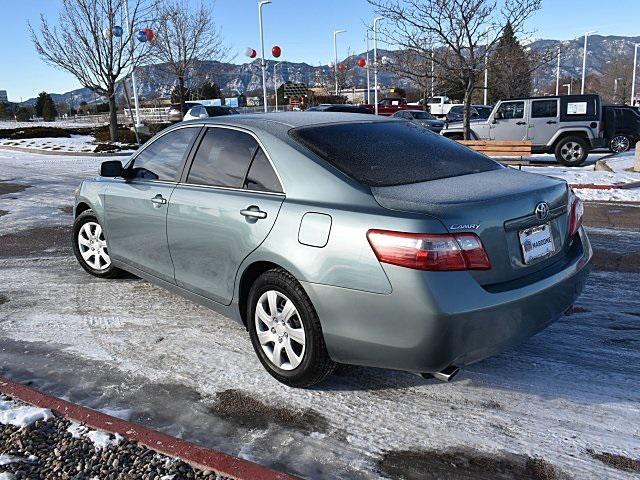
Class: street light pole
258,1,271,113
274,61,281,112
483,28,490,105
555,46,561,96
333,29,346,96
123,0,141,127
631,43,640,106
373,16,383,115
365,32,371,104
581,30,597,95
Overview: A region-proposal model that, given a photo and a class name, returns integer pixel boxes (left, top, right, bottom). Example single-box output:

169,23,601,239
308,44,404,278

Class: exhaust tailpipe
422,365,460,382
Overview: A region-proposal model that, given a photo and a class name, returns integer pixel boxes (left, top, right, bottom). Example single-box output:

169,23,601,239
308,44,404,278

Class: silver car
392,109,445,133
73,113,592,388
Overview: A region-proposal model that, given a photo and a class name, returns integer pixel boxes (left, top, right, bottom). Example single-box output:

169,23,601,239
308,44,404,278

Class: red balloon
145,28,154,42
271,45,281,58
245,47,257,58
338,63,346,72
357,57,366,68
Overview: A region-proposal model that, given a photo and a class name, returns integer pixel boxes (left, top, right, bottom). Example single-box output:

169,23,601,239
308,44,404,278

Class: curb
570,181,640,190
0,377,299,480
0,145,132,157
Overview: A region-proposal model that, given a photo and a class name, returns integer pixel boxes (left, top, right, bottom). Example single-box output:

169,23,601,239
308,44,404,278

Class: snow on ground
0,119,104,129
66,422,123,450
1,150,639,479
0,135,97,153
518,153,640,202
0,149,113,233
0,399,53,427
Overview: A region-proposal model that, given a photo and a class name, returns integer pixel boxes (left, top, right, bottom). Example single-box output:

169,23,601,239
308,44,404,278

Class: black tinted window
131,127,197,181
531,100,558,118
497,101,524,119
290,121,501,187
244,149,282,193
187,128,257,188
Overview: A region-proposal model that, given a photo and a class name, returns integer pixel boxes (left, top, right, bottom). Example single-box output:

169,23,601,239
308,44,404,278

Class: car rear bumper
302,228,592,373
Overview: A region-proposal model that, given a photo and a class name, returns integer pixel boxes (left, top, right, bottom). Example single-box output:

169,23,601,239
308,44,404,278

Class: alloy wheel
560,141,583,162
254,290,306,371
610,135,630,153
77,221,111,271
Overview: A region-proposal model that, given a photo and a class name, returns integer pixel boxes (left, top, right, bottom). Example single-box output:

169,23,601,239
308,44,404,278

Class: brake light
567,189,584,238
366,230,491,271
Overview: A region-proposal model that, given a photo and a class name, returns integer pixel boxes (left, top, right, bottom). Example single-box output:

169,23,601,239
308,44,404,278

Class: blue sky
2,0,639,101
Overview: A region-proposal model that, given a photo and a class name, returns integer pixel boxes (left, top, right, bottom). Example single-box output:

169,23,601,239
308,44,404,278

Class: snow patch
0,399,53,427
0,472,15,480
67,421,122,449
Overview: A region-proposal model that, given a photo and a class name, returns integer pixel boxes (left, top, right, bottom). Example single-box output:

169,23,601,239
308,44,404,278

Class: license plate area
519,223,555,264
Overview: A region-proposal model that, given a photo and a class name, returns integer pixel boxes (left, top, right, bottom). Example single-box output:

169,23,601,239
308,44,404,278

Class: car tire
72,209,123,278
247,268,336,388
554,136,589,166
609,134,632,153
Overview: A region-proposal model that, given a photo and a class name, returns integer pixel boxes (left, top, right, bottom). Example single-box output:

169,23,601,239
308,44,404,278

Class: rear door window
244,148,282,193
290,121,501,187
531,100,558,118
130,127,198,181
187,127,258,188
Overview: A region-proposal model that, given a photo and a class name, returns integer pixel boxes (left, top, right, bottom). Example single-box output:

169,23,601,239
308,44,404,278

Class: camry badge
449,223,480,230
534,202,550,220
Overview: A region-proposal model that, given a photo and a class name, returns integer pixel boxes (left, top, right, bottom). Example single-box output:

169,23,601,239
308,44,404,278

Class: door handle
546,120,557,124
516,121,527,125
240,206,267,220
151,194,167,205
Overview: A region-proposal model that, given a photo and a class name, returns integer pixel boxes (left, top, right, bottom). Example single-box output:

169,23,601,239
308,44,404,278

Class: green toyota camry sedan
72,112,592,387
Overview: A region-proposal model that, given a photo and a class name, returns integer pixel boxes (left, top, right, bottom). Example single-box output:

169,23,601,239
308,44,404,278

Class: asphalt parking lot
1,151,639,479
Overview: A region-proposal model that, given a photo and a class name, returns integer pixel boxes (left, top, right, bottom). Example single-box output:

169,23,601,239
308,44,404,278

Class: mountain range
23,34,640,106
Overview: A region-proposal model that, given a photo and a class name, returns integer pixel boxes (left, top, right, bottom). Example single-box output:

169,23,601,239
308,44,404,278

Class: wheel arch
237,260,296,329
548,129,591,149
75,202,92,218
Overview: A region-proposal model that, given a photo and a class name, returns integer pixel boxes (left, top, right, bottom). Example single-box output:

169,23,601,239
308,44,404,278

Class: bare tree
368,0,543,138
151,0,226,118
30,0,154,141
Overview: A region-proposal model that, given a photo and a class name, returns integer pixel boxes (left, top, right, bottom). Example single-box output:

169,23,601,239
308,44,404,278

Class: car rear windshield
289,121,502,187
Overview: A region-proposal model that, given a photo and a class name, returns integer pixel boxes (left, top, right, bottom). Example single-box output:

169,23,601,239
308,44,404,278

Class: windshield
290,121,501,187
475,106,493,118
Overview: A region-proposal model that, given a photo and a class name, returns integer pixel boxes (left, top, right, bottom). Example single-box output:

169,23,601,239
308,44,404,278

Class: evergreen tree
35,91,51,117
199,81,222,100
42,96,57,121
487,22,533,103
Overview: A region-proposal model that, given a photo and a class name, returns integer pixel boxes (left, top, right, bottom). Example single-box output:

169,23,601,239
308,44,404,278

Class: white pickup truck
426,96,455,117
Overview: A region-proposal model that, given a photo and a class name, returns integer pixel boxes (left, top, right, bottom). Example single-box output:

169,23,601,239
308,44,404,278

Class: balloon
136,30,148,42
113,26,123,37
271,45,281,58
245,47,257,58
338,63,346,72
357,57,366,68
144,28,154,42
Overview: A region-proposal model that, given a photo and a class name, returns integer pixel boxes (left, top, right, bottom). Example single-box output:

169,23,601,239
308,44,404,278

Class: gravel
0,396,231,480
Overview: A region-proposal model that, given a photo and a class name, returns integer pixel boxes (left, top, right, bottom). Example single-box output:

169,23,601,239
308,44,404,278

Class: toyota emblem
534,202,549,220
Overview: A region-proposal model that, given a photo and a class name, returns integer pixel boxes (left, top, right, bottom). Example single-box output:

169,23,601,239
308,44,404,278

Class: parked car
602,105,640,153
392,109,446,133
441,95,606,166
168,101,202,122
361,98,416,116
184,105,240,120
307,104,373,114
73,113,592,388
446,104,493,123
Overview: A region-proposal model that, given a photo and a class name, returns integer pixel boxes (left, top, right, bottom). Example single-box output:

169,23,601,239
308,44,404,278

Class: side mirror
100,160,123,177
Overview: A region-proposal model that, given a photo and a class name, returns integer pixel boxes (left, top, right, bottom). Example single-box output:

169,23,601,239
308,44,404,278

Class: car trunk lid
370,168,570,286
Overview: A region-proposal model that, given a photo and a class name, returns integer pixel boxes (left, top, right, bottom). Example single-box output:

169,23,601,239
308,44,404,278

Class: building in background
0,91,8,103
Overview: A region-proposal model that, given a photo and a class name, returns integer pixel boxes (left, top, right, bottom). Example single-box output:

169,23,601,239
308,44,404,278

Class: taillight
567,189,584,238
366,230,491,271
